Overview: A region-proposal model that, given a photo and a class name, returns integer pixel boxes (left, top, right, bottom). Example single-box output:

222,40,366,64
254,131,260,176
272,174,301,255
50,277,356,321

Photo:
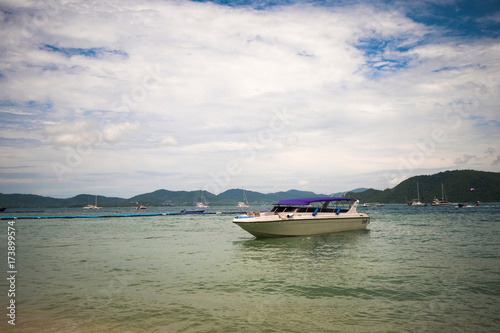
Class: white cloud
42,120,141,147
43,120,98,146
477,11,500,24
103,122,141,143
298,180,310,186
0,0,499,196
156,136,178,147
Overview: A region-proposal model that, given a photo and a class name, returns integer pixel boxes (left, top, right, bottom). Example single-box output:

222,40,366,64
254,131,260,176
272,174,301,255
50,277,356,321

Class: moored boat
196,190,209,208
408,199,426,206
236,188,250,208
181,209,205,214
233,197,369,238
408,182,427,206
363,202,384,207
83,195,101,209
457,201,479,208
432,183,451,206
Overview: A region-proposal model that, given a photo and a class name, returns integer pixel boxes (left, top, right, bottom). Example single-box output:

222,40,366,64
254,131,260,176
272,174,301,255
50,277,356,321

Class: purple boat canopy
276,197,356,205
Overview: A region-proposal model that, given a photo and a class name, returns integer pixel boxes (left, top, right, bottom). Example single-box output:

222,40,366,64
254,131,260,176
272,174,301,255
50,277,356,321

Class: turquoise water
1,204,500,332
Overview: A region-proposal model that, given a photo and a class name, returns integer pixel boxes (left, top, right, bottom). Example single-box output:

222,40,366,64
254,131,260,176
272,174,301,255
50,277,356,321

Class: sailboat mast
242,188,247,203
441,183,447,201
201,189,207,205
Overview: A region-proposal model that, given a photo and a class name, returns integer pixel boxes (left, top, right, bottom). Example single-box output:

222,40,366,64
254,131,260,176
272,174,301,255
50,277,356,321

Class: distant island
345,170,500,204
0,170,498,208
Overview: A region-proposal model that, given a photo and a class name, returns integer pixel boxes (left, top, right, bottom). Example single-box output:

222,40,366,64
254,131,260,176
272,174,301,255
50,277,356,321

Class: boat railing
271,203,352,214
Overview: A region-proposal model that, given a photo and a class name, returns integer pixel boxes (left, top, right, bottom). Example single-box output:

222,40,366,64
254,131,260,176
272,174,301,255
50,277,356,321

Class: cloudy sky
0,0,499,198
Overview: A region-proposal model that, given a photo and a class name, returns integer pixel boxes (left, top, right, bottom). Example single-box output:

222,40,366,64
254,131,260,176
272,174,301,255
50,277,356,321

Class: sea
1,203,499,333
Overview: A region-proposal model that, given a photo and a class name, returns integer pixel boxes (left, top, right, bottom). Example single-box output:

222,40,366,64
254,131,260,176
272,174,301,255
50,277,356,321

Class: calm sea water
1,204,499,332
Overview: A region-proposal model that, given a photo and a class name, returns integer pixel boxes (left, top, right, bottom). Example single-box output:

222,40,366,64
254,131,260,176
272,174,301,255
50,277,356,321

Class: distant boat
363,202,384,207
83,195,101,209
136,206,147,210
408,182,427,206
457,201,479,208
196,190,209,208
432,183,451,206
181,209,204,214
236,188,250,208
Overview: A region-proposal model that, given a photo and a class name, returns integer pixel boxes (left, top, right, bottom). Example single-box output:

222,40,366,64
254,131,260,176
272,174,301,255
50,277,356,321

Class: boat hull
233,214,370,238
431,201,451,206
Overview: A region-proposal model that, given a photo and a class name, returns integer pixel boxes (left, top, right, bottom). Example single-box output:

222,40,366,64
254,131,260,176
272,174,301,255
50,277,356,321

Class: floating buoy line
0,211,248,220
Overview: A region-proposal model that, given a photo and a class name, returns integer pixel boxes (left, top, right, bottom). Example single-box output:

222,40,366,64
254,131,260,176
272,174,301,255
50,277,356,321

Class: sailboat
236,188,250,208
408,182,427,206
196,190,209,208
83,195,102,209
432,183,451,206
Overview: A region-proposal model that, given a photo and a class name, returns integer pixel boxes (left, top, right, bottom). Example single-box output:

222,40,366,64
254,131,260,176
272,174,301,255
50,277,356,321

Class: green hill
348,170,500,203
0,189,329,208
217,189,270,205
128,189,217,206
0,193,66,208
1,170,498,208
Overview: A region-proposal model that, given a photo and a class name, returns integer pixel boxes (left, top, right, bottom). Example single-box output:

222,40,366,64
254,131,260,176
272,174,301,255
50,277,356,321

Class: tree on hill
348,170,500,203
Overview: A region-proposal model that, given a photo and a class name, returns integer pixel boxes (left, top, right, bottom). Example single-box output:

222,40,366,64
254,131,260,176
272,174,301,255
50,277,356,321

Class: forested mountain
347,170,500,203
1,170,498,208
0,189,327,208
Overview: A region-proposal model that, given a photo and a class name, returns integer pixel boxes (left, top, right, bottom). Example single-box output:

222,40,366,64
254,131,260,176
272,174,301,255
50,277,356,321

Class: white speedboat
457,202,479,208
233,197,369,238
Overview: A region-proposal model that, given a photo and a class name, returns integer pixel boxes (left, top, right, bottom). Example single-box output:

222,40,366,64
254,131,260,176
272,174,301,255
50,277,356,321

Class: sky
0,0,499,198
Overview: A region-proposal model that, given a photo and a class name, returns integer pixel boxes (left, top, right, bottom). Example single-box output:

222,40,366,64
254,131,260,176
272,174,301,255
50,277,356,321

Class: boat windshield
271,199,353,213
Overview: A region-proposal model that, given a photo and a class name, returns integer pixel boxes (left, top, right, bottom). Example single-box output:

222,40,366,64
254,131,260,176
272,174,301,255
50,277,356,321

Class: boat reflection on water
233,230,372,297
234,228,371,261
